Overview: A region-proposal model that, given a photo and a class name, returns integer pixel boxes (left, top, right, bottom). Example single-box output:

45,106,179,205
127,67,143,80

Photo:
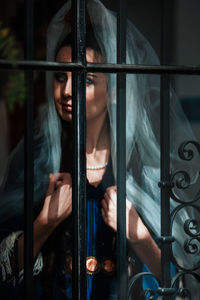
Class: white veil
0,0,199,288
45,0,200,270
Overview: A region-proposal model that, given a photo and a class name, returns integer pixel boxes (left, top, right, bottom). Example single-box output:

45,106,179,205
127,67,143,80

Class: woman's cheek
86,87,95,101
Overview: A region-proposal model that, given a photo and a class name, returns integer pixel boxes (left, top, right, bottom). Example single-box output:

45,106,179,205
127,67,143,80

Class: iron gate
0,0,200,299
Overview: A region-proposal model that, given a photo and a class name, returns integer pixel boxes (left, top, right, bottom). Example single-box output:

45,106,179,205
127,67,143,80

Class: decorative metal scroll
168,140,200,300
170,141,200,204
127,272,161,300
170,141,200,271
171,271,200,299
127,141,200,299
127,272,176,300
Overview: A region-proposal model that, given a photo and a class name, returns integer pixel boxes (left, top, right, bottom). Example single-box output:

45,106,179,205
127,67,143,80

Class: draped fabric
0,0,199,294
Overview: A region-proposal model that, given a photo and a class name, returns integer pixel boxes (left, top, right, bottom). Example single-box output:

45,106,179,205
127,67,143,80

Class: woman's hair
55,25,103,59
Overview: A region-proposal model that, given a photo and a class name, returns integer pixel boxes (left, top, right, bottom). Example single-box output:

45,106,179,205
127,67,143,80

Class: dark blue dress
64,161,118,300
0,158,120,300
0,153,175,299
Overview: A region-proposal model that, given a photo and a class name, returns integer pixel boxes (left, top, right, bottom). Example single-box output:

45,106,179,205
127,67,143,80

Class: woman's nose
63,76,72,98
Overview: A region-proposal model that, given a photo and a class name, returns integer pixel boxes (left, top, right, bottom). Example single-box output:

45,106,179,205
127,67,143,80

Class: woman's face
53,46,108,123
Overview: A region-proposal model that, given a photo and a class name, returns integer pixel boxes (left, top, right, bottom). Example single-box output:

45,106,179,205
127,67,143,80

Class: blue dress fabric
37,167,118,300
0,154,176,299
64,161,118,300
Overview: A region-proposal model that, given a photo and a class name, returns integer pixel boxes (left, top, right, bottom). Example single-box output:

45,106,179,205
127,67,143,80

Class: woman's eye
86,77,94,85
54,72,67,83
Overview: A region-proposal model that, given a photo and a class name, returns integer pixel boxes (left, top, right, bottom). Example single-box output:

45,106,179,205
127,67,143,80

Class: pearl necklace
86,161,108,170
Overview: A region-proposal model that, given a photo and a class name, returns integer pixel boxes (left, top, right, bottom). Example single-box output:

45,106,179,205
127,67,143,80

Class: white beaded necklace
86,161,108,170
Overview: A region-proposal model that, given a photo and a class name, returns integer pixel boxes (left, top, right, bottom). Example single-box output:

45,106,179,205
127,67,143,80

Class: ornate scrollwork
127,272,160,300
178,141,200,161
171,271,200,299
143,288,155,300
169,170,200,204
170,205,200,271
177,288,191,299
169,140,200,204
184,237,200,255
184,219,199,237
170,171,191,190
183,217,200,254
155,140,200,298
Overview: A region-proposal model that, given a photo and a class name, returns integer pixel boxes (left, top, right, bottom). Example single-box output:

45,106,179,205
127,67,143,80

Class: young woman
0,0,199,299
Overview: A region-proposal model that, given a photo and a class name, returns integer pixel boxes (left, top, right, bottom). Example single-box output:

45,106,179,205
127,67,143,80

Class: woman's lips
62,104,72,112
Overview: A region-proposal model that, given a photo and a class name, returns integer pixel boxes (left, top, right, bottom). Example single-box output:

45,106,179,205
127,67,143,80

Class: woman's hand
101,185,149,245
101,185,161,277
39,173,72,229
16,173,72,270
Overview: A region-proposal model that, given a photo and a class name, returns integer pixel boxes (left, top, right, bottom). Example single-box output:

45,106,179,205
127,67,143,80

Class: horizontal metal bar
87,63,200,75
158,236,175,243
0,60,83,71
1,59,200,75
86,63,200,75
157,287,176,296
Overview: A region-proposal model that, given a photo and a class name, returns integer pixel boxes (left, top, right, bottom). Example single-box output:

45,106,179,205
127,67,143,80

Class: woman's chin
61,112,72,122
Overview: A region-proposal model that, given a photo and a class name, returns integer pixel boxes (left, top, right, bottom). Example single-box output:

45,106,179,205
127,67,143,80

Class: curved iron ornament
169,141,200,272
171,271,200,299
128,141,200,298
170,141,200,204
170,204,200,271
178,141,200,161
127,272,178,300
127,272,161,300
127,271,200,299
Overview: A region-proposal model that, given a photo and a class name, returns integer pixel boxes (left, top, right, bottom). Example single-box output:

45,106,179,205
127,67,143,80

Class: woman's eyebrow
87,73,98,78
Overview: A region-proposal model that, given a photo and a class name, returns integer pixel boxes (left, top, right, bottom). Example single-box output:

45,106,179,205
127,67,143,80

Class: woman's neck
86,113,110,187
86,114,109,153
62,113,110,167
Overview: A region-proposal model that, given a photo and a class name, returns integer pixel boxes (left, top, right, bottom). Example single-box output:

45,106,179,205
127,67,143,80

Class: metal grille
0,0,200,299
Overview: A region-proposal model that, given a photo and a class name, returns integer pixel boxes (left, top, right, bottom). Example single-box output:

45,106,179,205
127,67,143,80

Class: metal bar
1,59,200,75
160,0,172,298
24,0,34,298
116,0,127,299
72,0,86,299
0,60,83,71
160,74,171,293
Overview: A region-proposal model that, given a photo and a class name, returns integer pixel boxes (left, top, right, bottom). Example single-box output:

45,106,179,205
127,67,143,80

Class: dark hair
55,25,103,59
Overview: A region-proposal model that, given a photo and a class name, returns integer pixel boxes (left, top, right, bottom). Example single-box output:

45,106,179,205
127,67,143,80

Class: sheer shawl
0,0,199,279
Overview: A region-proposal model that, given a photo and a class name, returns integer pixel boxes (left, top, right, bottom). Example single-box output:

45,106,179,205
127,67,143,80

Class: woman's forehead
86,47,102,63
56,45,102,63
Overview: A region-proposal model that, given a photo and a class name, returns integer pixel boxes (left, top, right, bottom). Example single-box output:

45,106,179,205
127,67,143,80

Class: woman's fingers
55,172,72,183
101,199,108,211
54,172,72,188
101,208,106,220
101,186,118,231
46,174,56,196
41,172,73,228
105,186,117,202
55,180,62,188
103,186,117,209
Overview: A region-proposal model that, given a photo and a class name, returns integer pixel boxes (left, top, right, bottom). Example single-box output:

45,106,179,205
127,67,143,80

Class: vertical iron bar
160,0,171,298
72,0,86,299
24,0,34,299
117,0,127,299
